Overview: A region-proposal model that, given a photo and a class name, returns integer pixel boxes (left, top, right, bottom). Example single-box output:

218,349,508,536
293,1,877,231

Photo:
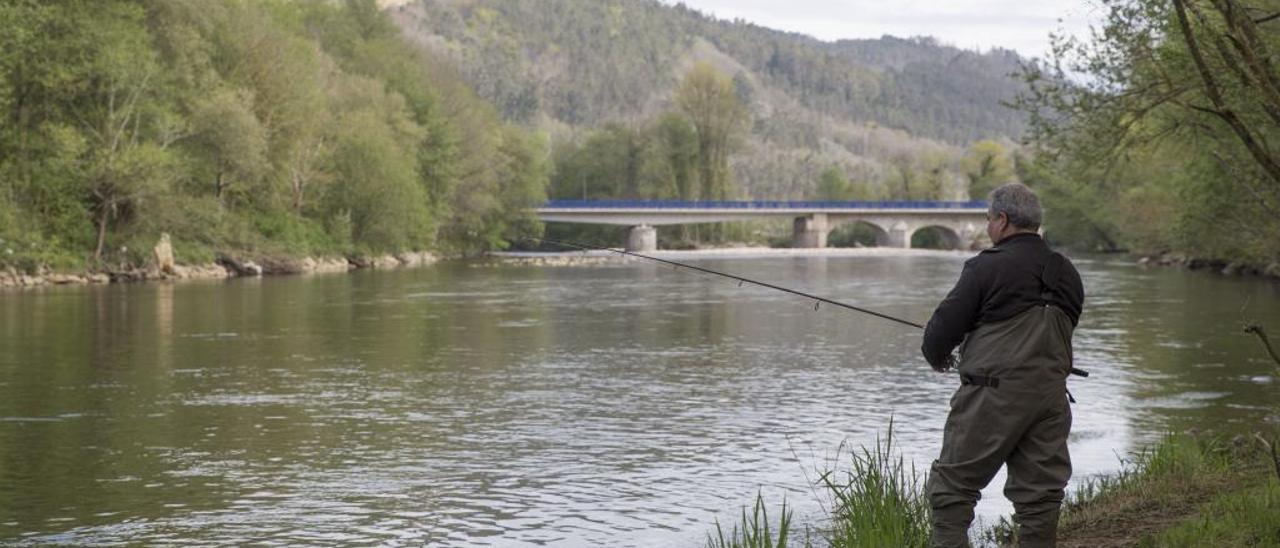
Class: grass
705,492,804,548
705,428,1280,548
704,422,929,548
1137,478,1280,547
818,425,931,548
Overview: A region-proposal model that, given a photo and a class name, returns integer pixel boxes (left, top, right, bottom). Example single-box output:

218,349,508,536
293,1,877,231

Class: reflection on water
1,253,1278,546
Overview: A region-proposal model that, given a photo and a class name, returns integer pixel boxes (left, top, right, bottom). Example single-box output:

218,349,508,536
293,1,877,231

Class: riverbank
1138,251,1280,281
0,250,438,290
707,431,1280,547
1051,432,1279,547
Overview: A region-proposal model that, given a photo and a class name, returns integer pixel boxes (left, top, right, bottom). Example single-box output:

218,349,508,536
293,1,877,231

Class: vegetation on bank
1017,0,1280,267
0,0,547,273
706,430,1280,548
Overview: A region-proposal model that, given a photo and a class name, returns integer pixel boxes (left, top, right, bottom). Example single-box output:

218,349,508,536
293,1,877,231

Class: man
921,183,1085,548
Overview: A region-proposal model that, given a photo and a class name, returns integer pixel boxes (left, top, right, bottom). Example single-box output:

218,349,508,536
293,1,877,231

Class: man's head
986,183,1042,245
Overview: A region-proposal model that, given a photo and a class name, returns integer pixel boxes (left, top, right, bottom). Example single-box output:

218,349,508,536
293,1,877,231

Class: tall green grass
705,492,804,548
704,423,929,548
819,425,931,548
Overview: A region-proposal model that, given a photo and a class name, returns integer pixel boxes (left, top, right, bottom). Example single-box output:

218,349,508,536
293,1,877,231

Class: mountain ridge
388,0,1031,199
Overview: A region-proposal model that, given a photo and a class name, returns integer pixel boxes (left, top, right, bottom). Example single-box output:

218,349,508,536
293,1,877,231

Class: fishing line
521,236,1089,378
523,237,925,329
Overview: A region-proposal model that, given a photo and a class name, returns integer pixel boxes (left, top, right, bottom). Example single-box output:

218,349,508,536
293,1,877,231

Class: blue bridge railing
543,199,988,210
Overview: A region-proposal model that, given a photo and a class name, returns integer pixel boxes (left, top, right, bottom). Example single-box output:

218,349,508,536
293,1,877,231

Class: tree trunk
93,208,109,263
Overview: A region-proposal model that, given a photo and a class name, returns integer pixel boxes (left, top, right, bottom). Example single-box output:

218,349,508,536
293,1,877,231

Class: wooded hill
390,0,1031,201
0,0,547,271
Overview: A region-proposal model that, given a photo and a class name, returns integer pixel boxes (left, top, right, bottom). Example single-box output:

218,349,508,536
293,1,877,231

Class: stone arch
909,224,963,250
827,219,891,247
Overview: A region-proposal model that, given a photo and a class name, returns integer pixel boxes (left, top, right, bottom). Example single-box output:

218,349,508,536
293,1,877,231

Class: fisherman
921,183,1085,548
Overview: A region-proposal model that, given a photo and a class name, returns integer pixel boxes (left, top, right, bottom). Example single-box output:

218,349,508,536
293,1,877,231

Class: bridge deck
541,199,987,211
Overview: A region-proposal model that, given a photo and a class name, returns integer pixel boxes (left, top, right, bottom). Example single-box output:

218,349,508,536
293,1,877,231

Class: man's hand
933,354,958,373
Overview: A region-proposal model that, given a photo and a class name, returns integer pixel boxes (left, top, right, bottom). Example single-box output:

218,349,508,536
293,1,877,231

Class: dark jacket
921,233,1084,368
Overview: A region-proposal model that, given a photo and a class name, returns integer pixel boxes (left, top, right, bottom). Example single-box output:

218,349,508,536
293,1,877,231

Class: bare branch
1173,0,1280,185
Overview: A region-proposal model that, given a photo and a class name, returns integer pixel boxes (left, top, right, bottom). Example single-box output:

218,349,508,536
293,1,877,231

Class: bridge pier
886,221,912,248
792,214,828,248
627,225,657,252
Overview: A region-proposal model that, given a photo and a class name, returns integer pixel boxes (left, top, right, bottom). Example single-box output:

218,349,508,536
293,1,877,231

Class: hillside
387,0,1031,199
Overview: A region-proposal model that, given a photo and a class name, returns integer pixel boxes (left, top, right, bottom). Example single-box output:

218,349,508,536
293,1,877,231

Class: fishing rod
524,236,924,329
522,236,1088,378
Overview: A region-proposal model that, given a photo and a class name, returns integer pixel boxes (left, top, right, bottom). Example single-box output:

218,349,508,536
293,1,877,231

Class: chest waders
928,254,1077,548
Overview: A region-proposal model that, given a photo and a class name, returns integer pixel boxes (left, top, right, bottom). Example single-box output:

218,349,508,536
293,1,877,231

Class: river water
1,250,1277,546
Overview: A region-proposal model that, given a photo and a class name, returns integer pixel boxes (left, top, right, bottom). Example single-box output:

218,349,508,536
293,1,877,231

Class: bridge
537,200,990,251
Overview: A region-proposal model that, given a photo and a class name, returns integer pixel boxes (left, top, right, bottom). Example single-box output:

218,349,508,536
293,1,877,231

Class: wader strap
959,372,1000,388
1043,253,1092,380
1040,252,1064,305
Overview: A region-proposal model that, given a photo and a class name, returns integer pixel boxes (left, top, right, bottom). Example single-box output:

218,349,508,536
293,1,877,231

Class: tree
68,2,177,262
676,62,747,201
188,88,267,209
1017,0,1280,259
815,166,855,200
322,76,429,252
960,140,1014,199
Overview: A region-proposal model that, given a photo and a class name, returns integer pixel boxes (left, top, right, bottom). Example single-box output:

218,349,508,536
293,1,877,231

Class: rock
216,254,263,277
1157,252,1186,266
182,264,232,280
307,257,350,273
256,257,306,275
47,273,84,284
153,233,176,275
1186,258,1225,271
370,255,400,269
1266,262,1280,279
395,251,437,267
1138,256,1151,265
1221,261,1245,276
86,273,110,284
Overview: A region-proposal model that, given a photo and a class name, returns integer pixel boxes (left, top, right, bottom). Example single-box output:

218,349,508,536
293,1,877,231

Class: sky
660,0,1101,60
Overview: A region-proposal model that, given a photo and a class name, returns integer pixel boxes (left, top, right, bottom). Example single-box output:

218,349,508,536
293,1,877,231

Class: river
1,250,1277,546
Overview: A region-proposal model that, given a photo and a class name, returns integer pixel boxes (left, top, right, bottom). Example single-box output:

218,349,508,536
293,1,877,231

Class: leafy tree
815,166,855,200
322,75,428,252
960,140,1014,199
1017,0,1280,260
676,62,747,201
188,88,268,208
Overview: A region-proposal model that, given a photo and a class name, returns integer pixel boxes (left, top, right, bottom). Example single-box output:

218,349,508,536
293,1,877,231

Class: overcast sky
660,0,1100,60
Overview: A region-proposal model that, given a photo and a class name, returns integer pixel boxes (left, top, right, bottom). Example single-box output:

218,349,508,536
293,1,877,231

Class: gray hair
988,183,1042,230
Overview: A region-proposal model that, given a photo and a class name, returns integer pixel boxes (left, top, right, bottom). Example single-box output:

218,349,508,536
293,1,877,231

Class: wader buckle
959,372,1000,388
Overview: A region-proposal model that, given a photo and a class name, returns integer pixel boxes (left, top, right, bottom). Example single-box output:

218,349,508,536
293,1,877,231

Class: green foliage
411,0,1027,144
706,492,806,548
0,0,550,271
815,167,855,201
677,62,748,202
960,140,1014,200
405,0,1023,202
1139,479,1280,547
819,425,931,548
705,424,931,548
1017,0,1280,263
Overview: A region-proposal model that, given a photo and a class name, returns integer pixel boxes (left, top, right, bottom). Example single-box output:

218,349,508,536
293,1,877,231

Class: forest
2,0,1277,271
0,0,546,271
